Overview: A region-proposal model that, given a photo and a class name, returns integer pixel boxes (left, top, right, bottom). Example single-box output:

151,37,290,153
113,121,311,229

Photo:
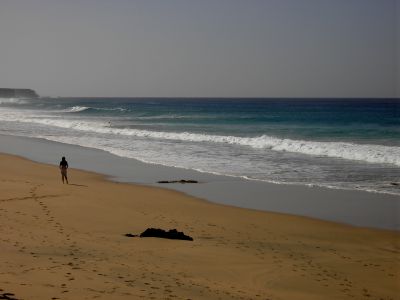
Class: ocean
0,97,399,195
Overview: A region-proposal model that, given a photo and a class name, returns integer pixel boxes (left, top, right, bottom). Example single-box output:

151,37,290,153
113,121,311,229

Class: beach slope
0,153,399,299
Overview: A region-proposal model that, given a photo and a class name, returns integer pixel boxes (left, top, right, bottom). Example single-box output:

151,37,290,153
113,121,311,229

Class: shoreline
0,133,399,231
0,149,399,299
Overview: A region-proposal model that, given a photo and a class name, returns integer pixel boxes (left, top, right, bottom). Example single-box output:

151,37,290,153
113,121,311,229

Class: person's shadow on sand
68,183,88,187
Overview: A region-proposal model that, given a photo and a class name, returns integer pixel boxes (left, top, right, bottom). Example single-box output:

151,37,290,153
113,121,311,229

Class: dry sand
0,153,399,300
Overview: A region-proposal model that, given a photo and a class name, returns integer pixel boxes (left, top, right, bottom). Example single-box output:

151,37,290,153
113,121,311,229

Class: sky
0,0,399,98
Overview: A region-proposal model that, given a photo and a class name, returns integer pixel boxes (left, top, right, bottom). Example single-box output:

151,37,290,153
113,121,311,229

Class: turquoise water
0,97,399,194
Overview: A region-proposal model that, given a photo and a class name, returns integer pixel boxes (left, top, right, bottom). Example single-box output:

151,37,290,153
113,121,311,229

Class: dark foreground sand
0,153,399,300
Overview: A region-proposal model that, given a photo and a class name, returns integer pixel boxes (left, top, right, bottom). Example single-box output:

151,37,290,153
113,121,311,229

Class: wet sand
0,134,399,231
0,153,399,299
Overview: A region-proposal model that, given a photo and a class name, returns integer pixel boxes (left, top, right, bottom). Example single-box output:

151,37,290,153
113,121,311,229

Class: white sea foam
35,134,400,197
64,106,90,112
0,98,28,105
63,106,126,113
2,111,399,167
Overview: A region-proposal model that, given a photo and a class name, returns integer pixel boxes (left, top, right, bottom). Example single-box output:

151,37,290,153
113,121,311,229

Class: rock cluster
125,228,193,241
140,228,193,241
0,292,18,300
157,180,198,184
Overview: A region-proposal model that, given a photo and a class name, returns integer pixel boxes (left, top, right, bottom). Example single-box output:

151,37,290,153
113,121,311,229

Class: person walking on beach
59,156,69,184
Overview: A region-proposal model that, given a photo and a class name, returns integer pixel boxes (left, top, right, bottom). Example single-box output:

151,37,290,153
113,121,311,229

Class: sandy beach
0,152,399,300
1,0,399,298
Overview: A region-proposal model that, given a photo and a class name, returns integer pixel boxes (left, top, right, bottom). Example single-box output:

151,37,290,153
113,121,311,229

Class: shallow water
0,97,399,195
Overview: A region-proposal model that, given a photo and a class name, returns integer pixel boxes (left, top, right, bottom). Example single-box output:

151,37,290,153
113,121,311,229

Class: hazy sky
0,0,398,98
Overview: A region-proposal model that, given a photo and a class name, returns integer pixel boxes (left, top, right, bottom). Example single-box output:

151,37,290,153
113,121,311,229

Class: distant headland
0,88,39,98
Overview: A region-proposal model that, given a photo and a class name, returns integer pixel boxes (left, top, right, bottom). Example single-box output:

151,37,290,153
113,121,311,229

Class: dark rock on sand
124,233,137,237
140,228,193,241
157,180,198,184
0,292,18,300
390,182,399,186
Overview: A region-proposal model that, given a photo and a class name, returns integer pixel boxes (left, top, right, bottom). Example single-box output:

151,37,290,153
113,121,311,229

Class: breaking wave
64,106,90,112
5,114,400,167
63,106,127,113
0,98,29,105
